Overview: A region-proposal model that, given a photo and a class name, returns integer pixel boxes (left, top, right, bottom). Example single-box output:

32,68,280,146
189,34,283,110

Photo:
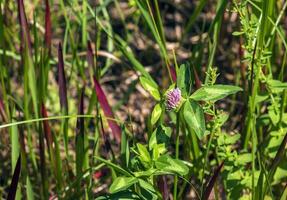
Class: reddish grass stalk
94,78,121,143
170,66,177,82
158,176,169,200
87,41,95,69
44,0,52,52
17,0,32,55
0,98,6,122
7,155,21,200
41,103,53,149
57,42,68,111
202,161,224,200
193,65,202,90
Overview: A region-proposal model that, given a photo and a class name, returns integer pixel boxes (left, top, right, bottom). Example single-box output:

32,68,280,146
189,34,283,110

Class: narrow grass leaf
9,109,21,200
76,87,85,176
93,77,121,143
135,1,167,61
202,161,224,200
18,0,38,118
38,121,47,199
40,104,63,190
120,127,129,168
87,40,96,75
7,155,21,200
94,156,131,176
183,0,208,40
26,177,34,200
0,114,95,129
10,119,20,170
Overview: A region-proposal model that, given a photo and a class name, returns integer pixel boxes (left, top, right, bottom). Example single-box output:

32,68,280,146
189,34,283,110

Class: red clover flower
165,88,183,111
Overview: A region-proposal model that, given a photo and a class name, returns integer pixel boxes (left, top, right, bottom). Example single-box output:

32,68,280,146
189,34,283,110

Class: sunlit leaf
109,177,138,193
190,84,242,102
151,103,162,125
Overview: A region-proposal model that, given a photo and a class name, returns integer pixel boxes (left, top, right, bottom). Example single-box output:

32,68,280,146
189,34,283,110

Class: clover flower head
165,88,182,111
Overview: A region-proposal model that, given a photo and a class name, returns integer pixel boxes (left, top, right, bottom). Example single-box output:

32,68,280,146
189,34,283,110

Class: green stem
200,123,216,197
173,112,180,200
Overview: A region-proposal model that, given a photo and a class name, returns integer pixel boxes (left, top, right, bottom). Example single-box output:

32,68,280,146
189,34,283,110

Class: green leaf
224,133,240,145
177,63,192,97
232,31,244,36
138,179,158,200
183,100,206,139
267,136,283,158
137,143,151,165
268,104,280,125
139,76,161,101
255,93,269,104
151,103,162,125
139,179,157,193
109,177,138,193
273,160,287,185
96,190,141,200
235,153,252,165
189,84,242,102
267,79,287,93
149,125,171,150
155,155,189,176
133,168,158,178
152,143,167,160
